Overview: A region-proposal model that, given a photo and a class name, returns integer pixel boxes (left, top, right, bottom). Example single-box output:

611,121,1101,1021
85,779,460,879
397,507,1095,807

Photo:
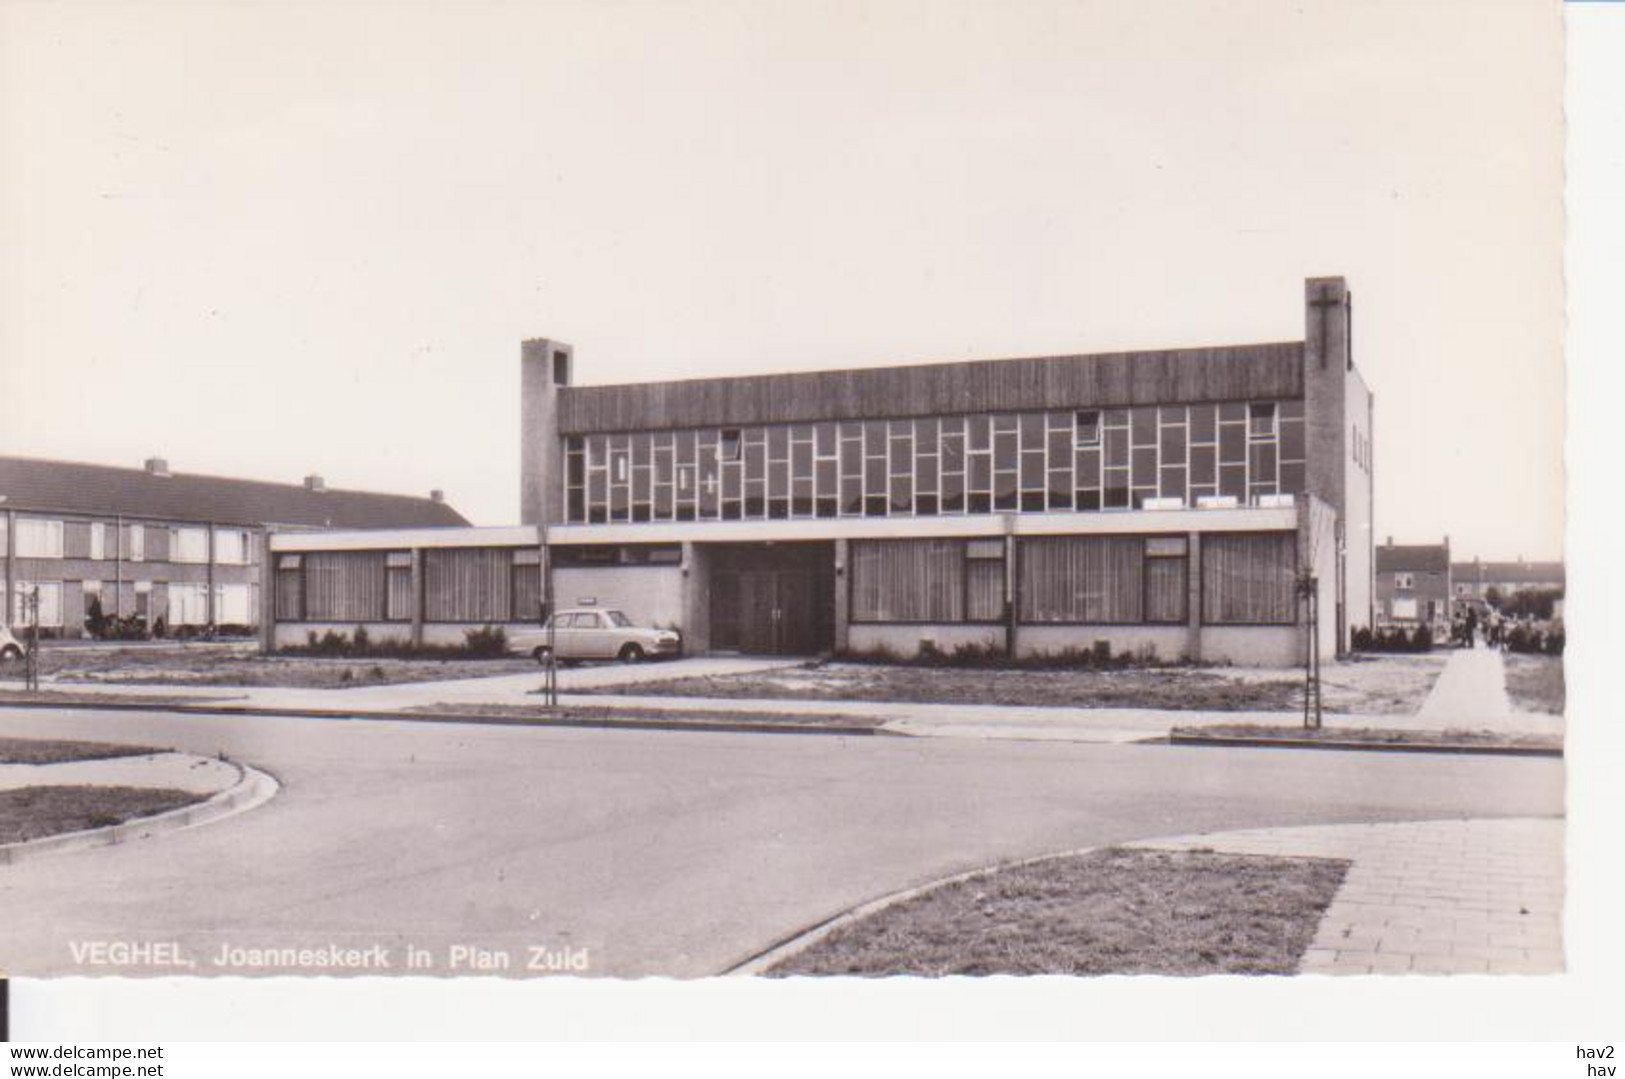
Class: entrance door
707,543,834,655
771,570,824,655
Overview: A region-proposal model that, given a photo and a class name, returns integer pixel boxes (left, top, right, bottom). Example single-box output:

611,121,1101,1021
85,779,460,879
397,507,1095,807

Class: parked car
509,608,681,664
0,624,23,661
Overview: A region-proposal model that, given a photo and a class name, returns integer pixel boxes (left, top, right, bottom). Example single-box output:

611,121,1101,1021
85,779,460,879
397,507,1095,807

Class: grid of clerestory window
564,400,1304,524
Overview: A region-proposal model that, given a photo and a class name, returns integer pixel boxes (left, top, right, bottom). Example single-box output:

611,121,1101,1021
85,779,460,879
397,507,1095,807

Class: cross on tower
1308,283,1344,369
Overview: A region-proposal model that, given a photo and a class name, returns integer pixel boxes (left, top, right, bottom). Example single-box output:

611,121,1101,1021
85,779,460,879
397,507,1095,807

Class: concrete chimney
304,474,326,493
144,457,171,477
430,489,445,504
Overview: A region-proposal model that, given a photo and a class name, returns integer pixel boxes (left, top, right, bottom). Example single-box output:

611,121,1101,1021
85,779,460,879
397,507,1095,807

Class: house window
169,582,210,626
15,518,64,559
214,529,249,566
215,583,251,626
1019,536,1144,623
1144,536,1190,624
173,527,209,564
304,552,388,622
851,539,1005,623
552,350,570,386
89,522,106,561
424,548,512,623
1202,532,1297,625
1248,403,1277,438
275,554,304,620
12,581,63,627
1074,410,1102,448
129,524,145,563
720,429,742,462
511,548,542,621
386,552,414,621
1395,573,1415,590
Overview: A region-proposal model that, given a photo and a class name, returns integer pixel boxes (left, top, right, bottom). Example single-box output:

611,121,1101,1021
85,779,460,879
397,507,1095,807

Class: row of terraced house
0,456,465,638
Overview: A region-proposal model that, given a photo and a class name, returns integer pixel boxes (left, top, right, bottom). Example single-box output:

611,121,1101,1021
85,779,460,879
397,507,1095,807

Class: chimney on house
430,489,445,504
144,457,171,477
1386,536,1393,546
304,474,326,493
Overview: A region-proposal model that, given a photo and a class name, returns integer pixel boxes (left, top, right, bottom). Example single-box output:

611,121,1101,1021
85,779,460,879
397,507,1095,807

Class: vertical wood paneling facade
558,343,1304,435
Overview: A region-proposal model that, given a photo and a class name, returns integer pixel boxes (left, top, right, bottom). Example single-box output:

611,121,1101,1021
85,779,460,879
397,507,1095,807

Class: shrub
831,637,1180,670
1353,625,1433,654
463,625,508,658
304,630,350,657
353,626,372,652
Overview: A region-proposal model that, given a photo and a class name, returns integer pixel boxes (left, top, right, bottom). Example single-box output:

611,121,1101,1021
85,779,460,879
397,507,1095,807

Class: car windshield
603,610,632,628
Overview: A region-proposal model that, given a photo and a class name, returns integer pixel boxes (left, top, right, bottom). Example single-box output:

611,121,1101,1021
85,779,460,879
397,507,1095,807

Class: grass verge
407,702,883,730
766,848,1348,977
0,786,204,844
15,644,537,689
1503,654,1565,716
1170,723,1562,751
0,689,225,709
0,737,167,765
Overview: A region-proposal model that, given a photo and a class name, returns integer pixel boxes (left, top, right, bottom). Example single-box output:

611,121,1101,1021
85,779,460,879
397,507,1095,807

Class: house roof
0,456,469,530
1451,560,1566,587
1376,544,1450,573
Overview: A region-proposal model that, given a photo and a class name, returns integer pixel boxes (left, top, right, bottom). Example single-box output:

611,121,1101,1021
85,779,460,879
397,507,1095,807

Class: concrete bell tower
520,338,573,528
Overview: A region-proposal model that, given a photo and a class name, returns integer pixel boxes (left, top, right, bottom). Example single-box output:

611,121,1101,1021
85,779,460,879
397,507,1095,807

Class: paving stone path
1128,817,1564,975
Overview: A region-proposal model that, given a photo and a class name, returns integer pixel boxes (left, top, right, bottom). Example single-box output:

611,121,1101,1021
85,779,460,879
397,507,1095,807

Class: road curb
724,841,1114,976
1166,732,1563,757
0,696,883,739
0,759,281,866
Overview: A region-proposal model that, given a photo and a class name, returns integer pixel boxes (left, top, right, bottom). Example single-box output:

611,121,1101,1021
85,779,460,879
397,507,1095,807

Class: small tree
85,594,107,639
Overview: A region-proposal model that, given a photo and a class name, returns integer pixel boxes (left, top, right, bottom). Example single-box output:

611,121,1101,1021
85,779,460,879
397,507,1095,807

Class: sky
0,0,1565,561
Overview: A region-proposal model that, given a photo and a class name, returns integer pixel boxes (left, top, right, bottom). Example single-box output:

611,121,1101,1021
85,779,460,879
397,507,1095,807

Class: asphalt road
0,705,1565,978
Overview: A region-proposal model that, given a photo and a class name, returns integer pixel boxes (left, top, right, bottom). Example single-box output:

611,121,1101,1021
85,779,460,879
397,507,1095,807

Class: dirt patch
577,664,1307,711
0,737,168,765
767,848,1348,977
579,656,1449,714
0,786,204,845
1225,653,1449,715
1503,654,1564,716
1171,723,1562,751
26,644,537,689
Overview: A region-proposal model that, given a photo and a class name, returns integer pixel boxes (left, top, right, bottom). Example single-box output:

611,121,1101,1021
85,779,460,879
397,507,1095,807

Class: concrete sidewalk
0,648,1562,745
1128,817,1564,974
1416,648,1525,727
0,655,798,710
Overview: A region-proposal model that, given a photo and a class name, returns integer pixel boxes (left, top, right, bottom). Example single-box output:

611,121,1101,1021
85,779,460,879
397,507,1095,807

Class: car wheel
618,643,646,663
0,645,19,662
532,646,553,666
